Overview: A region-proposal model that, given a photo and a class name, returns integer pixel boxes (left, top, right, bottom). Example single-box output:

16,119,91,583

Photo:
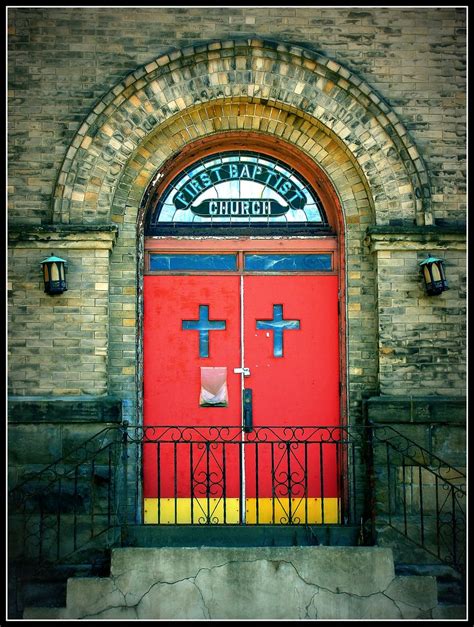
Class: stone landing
24,546,444,620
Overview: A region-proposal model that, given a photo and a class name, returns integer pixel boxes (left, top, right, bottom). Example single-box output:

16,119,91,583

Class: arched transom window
145,150,331,236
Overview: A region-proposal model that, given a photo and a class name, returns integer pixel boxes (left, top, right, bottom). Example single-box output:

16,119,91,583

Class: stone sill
365,225,466,252
8,395,122,423
365,395,466,425
8,225,119,250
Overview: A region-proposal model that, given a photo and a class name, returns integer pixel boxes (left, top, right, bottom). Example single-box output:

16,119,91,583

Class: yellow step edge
144,497,340,524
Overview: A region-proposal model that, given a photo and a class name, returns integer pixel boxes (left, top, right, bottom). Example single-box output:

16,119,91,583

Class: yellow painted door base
144,497,340,524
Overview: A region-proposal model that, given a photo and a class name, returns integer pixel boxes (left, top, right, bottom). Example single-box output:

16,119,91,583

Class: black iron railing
369,424,466,575
8,426,124,570
123,424,369,527
8,422,466,582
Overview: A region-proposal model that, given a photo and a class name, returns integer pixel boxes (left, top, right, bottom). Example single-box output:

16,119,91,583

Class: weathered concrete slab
24,546,441,619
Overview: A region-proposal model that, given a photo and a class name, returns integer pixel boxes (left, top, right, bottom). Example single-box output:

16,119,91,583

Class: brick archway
49,38,433,418
108,104,379,420
52,39,432,228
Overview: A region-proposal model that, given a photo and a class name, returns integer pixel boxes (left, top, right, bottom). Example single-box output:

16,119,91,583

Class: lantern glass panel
431,263,441,282
43,265,49,282
423,266,431,284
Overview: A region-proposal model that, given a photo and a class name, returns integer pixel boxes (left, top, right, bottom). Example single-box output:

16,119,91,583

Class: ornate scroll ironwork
9,426,124,574
130,424,368,527
8,421,466,594
370,424,466,576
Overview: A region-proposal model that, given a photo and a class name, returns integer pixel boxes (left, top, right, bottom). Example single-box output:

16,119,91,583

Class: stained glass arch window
145,150,332,235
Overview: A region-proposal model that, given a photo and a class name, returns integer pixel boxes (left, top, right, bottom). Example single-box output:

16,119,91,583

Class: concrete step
24,546,444,619
9,556,111,619
14,528,360,618
395,563,465,605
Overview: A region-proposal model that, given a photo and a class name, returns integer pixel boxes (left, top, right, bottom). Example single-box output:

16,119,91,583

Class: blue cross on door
182,304,226,358
256,304,300,357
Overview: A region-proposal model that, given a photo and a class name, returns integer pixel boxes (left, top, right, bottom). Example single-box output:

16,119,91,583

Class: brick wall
367,228,466,396
8,7,466,226
8,227,117,395
377,249,466,396
8,7,466,406
7,12,466,604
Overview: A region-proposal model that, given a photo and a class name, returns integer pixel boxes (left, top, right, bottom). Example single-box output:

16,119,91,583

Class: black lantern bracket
40,253,68,295
419,253,449,296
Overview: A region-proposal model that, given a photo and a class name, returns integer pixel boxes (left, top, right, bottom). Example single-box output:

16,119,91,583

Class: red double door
143,274,341,524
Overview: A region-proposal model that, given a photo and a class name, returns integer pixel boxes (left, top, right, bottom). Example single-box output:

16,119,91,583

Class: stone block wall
8,7,465,227
367,227,466,397
8,396,122,487
8,396,123,579
366,395,466,567
366,394,466,469
8,227,117,396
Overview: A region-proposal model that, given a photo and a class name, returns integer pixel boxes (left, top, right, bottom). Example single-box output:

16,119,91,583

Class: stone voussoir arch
114,100,373,234
52,38,433,227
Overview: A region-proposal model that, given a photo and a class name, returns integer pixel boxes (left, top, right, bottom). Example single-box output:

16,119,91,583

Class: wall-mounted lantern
40,254,68,295
419,254,449,296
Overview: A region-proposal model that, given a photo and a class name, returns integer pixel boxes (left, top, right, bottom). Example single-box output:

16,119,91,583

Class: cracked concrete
23,546,442,619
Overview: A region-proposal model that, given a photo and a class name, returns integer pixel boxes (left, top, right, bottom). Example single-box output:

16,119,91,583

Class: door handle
234,367,250,377
243,388,253,432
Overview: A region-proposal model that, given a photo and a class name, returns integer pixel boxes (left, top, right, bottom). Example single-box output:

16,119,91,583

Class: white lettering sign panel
146,151,328,232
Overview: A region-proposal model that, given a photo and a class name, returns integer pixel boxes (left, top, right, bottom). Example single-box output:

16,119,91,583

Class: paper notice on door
200,367,228,407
